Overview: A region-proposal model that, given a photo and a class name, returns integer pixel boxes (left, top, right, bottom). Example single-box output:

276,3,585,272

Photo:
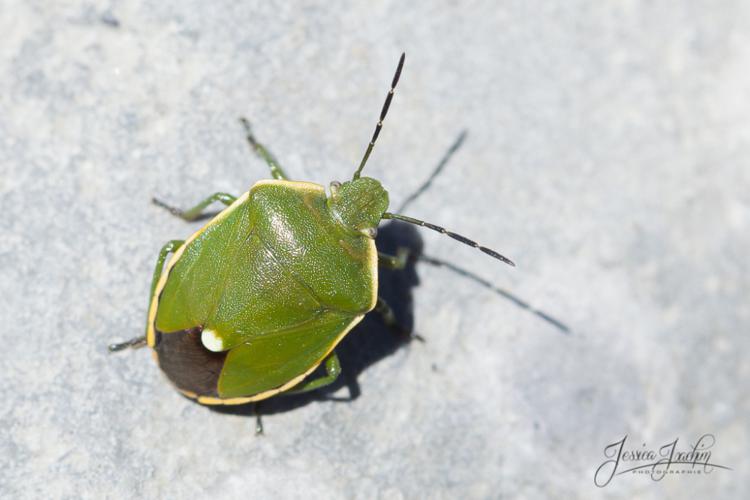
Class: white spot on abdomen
201,329,224,352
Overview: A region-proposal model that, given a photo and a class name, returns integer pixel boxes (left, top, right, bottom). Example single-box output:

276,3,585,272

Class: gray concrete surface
2,1,748,499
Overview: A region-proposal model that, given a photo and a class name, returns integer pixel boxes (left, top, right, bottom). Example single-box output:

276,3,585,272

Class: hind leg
283,352,342,395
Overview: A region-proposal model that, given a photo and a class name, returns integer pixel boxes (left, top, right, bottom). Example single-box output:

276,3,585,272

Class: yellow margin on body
146,179,379,405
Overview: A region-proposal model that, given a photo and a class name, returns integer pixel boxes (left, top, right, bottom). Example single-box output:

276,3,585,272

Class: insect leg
252,402,264,435
152,193,237,221
108,336,146,352
283,352,342,395
148,240,184,298
375,297,424,342
108,240,185,352
239,117,289,180
378,248,410,270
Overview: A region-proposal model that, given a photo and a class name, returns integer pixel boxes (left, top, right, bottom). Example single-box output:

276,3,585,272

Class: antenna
353,53,406,180
382,212,516,267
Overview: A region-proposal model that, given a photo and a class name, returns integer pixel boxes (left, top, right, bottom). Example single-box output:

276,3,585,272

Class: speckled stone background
2,1,748,499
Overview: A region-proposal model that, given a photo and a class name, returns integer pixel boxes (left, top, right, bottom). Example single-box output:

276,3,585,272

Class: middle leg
375,296,423,342
152,193,237,221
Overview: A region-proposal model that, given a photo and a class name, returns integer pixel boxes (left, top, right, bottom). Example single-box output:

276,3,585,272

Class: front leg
378,248,410,269
239,118,289,180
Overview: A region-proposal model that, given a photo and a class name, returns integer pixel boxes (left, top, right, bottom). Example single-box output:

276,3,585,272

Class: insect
110,53,514,412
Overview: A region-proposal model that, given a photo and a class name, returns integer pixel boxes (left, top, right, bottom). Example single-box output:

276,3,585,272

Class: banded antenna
382,212,516,267
353,53,406,180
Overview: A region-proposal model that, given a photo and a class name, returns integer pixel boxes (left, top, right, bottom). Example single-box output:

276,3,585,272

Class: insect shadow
211,129,570,421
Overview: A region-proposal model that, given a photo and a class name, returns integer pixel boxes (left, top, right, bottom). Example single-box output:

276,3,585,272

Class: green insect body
148,179,386,404
111,53,514,407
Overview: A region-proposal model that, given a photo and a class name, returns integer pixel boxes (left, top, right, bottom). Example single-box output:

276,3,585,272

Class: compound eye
329,181,342,198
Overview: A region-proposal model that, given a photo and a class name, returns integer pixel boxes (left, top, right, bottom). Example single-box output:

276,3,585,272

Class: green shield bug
110,53,514,412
